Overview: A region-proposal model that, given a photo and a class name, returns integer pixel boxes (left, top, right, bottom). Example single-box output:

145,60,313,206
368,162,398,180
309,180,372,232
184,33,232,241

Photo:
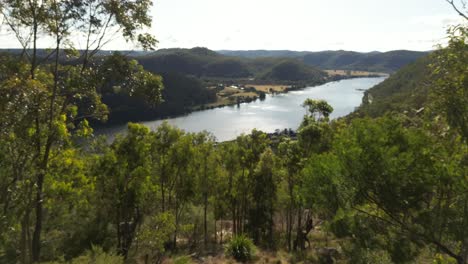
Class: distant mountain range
217,49,430,73
135,47,326,83
1,47,429,74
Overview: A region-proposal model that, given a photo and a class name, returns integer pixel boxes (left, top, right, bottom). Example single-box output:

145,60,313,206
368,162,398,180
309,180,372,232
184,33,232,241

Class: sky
0,0,465,52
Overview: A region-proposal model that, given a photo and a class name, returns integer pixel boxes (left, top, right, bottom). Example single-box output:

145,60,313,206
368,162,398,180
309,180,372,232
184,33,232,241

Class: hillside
136,47,222,77
354,54,434,117
217,49,310,58
135,47,328,82
100,72,217,125
260,60,327,83
0,48,426,76
218,49,429,73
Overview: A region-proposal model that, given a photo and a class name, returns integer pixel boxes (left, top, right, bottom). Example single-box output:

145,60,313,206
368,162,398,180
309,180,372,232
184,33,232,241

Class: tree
0,1,161,261
298,99,334,154
235,130,269,234
248,148,278,248
96,52,164,107
220,141,242,235
193,131,219,248
430,25,468,142
277,139,303,251
135,212,175,264
331,116,468,264
302,99,334,121
94,123,152,258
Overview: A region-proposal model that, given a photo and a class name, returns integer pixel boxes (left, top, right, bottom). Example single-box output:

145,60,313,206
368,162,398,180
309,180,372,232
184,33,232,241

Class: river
97,77,385,142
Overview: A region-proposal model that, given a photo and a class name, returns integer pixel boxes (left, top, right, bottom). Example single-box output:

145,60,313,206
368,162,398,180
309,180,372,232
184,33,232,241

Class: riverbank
95,77,386,142
192,72,387,112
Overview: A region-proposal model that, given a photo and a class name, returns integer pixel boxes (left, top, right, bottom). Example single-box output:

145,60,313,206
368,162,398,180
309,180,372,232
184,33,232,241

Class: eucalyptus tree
292,99,334,251
168,132,197,250
249,148,279,248
428,18,467,263
193,131,219,248
235,130,269,234
298,99,334,155
0,0,161,262
219,142,242,235
331,116,468,264
149,122,183,214
277,139,303,251
430,25,468,142
93,123,153,258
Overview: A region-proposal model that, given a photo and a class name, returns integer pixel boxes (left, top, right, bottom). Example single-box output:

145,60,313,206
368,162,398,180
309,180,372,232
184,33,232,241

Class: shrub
173,255,194,264
225,235,256,262
70,245,123,264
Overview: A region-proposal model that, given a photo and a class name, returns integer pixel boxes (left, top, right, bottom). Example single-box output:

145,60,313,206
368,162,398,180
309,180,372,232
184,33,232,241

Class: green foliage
70,245,123,264
298,99,334,154
0,9,466,262
341,244,393,264
225,235,256,262
135,212,176,263
100,70,215,125
302,99,334,120
249,148,279,247
173,255,195,264
330,115,467,263
355,54,433,118
301,153,341,217
430,25,468,141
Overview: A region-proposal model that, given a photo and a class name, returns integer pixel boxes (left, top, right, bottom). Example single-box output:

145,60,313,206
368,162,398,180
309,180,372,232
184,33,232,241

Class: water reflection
97,77,385,142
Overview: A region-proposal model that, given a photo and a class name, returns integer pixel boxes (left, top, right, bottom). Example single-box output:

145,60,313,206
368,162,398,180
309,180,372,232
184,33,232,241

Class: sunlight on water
97,77,385,142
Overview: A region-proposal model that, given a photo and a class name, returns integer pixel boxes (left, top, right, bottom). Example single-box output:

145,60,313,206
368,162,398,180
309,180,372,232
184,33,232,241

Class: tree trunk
161,181,165,212
173,196,179,251
220,221,223,244
232,205,237,235
21,209,32,264
214,219,217,245
31,172,44,262
287,208,292,251
204,193,208,248
293,209,303,251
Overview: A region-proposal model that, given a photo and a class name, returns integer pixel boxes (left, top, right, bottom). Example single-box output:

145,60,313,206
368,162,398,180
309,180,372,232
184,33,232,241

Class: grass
245,84,290,93
324,69,388,77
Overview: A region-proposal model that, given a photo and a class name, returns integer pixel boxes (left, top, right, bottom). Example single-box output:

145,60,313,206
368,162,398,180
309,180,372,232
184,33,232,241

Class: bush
225,235,256,262
70,245,123,264
173,255,194,264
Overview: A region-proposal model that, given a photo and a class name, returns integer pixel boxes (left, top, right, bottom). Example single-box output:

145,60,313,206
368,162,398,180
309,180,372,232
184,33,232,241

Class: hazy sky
0,0,465,52
150,0,463,51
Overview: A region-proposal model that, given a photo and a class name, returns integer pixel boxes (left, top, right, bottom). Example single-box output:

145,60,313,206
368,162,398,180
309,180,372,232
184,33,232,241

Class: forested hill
353,54,434,117
135,47,326,82
0,47,426,75
218,49,429,73
260,60,327,83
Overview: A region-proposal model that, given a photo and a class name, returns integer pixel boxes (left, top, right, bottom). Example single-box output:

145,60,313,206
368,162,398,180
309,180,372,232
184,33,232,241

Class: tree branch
446,0,468,20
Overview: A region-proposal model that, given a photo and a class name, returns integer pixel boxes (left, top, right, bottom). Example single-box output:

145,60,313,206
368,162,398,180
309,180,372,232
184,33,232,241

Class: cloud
410,14,464,27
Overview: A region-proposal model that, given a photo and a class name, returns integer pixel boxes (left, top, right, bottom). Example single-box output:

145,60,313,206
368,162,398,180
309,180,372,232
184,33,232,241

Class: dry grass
325,69,388,77
246,84,290,93
218,87,242,96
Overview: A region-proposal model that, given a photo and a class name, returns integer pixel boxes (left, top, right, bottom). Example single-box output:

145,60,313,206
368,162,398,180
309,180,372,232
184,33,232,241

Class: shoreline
94,75,386,130
192,73,387,112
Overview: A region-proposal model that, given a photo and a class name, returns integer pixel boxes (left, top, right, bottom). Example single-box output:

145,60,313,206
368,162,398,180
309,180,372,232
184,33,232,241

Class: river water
97,77,385,142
